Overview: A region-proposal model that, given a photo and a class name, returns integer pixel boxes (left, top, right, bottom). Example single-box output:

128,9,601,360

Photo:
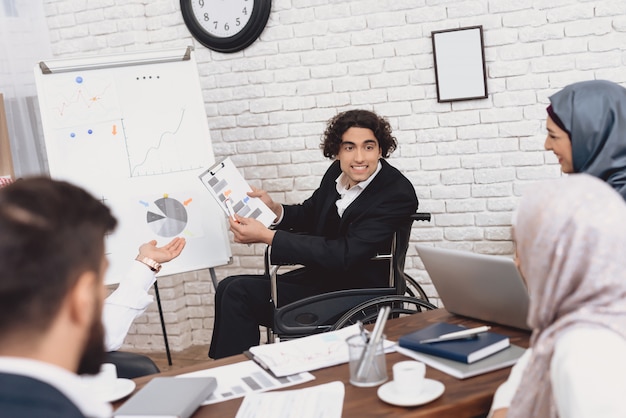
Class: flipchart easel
34,47,230,365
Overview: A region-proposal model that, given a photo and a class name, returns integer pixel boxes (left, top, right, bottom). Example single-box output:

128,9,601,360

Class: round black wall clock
180,0,272,53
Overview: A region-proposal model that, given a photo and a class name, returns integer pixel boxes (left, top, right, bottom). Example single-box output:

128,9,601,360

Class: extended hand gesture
137,237,186,264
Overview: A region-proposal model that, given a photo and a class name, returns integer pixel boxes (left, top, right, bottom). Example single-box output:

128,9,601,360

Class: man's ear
67,271,99,327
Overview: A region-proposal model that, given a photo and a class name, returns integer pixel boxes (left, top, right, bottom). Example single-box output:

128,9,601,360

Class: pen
224,198,238,222
419,325,491,344
355,305,390,380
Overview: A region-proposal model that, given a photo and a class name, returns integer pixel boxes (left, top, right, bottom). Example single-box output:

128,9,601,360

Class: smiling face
337,127,382,188
544,115,574,173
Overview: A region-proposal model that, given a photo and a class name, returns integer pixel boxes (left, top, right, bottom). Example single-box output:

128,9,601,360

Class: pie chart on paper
146,197,188,237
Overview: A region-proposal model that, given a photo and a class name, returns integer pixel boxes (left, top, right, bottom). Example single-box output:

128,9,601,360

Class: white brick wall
42,0,626,352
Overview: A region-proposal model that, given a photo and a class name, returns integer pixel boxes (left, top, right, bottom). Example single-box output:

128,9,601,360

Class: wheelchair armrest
411,212,431,222
265,245,300,309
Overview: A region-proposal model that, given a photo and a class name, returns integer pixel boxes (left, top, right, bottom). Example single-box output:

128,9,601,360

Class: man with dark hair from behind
0,177,187,382
0,177,118,417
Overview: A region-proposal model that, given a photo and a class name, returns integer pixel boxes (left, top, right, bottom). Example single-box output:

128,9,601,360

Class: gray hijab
549,80,626,200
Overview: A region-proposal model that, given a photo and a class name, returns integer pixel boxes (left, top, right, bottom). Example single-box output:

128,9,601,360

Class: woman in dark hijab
544,79,626,200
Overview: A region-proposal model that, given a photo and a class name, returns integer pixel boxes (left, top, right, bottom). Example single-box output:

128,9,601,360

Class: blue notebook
398,322,510,364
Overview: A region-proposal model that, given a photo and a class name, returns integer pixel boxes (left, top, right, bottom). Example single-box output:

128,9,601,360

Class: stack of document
396,322,525,379
399,322,510,363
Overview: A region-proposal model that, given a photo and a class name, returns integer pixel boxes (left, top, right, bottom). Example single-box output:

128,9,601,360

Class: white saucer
84,378,136,403
377,378,445,407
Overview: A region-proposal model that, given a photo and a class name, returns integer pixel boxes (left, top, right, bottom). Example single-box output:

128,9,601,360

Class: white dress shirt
103,260,156,351
334,161,382,217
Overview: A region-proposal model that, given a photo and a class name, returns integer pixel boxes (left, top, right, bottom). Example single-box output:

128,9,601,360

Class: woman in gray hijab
545,79,626,200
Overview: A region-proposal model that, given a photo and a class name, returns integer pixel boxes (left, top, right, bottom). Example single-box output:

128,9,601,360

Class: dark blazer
0,372,85,418
271,159,418,290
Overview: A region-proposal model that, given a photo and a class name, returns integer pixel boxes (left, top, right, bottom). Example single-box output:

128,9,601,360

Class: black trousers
208,269,323,359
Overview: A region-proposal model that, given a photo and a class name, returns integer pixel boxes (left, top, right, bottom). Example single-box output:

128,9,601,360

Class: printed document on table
178,360,315,405
235,381,344,418
247,324,396,377
199,157,276,227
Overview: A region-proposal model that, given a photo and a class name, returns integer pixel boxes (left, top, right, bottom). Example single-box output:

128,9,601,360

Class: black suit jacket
271,159,418,290
0,372,85,418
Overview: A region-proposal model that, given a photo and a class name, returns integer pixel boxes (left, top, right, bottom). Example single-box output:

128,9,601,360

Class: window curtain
0,0,52,177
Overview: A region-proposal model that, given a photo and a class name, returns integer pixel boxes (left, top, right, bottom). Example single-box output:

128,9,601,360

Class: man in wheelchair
209,109,419,359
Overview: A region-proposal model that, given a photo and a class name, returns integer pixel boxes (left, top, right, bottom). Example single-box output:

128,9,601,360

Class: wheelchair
265,212,437,343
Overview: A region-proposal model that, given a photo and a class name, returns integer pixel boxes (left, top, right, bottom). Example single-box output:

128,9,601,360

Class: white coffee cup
392,360,426,396
84,363,118,392
98,363,118,384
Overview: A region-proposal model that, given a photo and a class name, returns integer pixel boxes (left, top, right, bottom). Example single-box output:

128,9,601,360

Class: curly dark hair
320,109,397,159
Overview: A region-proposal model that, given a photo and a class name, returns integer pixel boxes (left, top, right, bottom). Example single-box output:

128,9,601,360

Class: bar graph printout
199,157,276,227
177,360,315,405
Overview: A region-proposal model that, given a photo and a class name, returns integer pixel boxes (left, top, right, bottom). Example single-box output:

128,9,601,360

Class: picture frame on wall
431,25,488,102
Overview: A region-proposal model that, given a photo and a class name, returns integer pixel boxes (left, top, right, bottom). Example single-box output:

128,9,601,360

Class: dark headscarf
548,80,626,200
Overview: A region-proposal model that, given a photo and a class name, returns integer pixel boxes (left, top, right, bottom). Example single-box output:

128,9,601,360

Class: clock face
180,0,272,53
189,0,254,39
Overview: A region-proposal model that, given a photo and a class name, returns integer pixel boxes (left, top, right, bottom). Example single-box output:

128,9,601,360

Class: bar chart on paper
34,47,232,284
199,157,276,228
179,361,315,405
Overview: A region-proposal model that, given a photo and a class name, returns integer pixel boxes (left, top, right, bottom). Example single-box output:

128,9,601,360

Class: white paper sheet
235,381,344,418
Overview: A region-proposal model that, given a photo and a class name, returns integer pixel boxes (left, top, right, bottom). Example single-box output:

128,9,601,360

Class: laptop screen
416,245,531,331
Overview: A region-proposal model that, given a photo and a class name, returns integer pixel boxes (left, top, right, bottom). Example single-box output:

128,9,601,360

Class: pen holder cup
346,334,388,387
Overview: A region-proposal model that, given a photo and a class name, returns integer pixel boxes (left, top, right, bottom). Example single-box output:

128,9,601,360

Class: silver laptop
416,245,531,331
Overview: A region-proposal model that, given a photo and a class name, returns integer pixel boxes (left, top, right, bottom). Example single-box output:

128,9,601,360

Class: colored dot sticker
70,132,76,138
76,76,83,84
87,129,93,134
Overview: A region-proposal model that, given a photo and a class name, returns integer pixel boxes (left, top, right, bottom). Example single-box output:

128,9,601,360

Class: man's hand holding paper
229,214,276,245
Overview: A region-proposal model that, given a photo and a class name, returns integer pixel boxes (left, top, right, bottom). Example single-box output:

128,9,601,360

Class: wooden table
119,309,530,417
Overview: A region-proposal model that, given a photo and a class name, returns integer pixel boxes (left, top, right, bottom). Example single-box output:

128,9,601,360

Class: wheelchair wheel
329,295,437,331
404,273,430,302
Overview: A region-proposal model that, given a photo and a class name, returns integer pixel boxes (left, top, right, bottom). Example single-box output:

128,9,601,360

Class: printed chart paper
199,157,276,227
